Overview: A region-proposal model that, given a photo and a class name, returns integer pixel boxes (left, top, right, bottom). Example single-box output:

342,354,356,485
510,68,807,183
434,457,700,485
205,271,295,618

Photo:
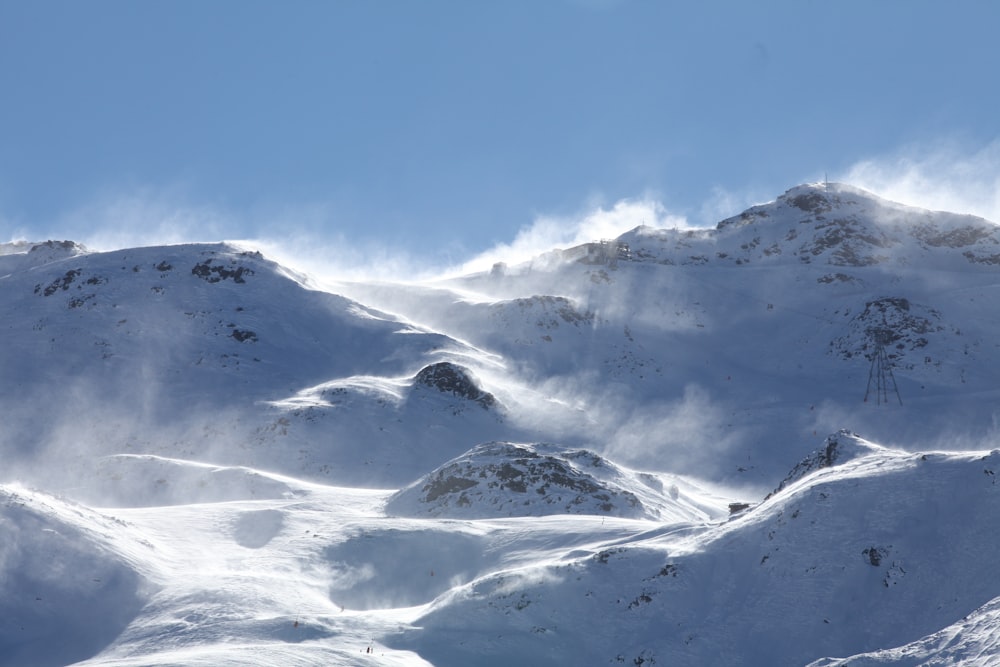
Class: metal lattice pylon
864,328,902,405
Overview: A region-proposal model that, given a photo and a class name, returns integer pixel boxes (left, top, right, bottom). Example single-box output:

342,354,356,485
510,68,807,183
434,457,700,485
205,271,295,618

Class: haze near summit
2,2,999,277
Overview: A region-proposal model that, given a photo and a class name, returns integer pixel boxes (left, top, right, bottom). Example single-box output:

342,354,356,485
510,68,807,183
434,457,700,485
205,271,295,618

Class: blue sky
2,1,999,274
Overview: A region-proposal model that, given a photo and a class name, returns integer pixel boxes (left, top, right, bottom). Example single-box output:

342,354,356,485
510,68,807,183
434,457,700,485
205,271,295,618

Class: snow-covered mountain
2,182,1000,665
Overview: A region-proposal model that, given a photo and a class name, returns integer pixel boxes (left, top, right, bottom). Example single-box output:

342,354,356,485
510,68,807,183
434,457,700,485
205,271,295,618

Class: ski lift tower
864,327,903,406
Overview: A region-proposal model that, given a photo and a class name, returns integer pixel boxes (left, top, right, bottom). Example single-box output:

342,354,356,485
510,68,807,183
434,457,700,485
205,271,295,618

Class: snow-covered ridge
581,182,1000,270
4,183,1000,665
766,429,889,499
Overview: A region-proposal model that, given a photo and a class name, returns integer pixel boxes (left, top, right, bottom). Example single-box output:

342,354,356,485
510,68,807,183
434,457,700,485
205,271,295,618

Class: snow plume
0,375,249,505
843,138,1000,224
52,187,236,250
13,185,697,286
8,187,439,285
238,233,440,287
0,304,279,505
804,391,1000,458
502,374,746,479
599,384,746,474
697,183,776,228
244,196,690,286
1,212,29,247
457,197,689,275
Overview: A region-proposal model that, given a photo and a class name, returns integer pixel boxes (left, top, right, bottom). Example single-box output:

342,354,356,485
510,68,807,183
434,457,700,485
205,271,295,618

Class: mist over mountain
2,183,999,665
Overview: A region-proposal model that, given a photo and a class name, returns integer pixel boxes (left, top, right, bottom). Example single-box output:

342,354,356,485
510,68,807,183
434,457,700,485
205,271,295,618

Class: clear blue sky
2,1,999,267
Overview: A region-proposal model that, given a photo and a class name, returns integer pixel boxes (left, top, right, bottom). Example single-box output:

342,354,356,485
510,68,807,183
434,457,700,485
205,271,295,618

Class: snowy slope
0,241,507,489
807,597,1000,665
3,184,1000,665
396,443,1000,666
340,183,1000,483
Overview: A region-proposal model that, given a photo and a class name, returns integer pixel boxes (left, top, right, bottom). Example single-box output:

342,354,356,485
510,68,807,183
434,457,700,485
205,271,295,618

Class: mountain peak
781,180,869,200
778,181,884,214
717,182,888,232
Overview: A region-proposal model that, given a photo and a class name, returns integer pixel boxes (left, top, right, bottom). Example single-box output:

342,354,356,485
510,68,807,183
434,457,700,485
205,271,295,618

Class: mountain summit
607,182,1000,270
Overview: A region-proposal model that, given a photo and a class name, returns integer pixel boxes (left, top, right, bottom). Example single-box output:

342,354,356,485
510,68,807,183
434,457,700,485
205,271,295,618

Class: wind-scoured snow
3,183,1000,665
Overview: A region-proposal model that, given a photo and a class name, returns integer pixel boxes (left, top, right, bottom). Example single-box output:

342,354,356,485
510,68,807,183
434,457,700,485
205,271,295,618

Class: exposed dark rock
68,294,95,309
788,191,832,214
413,362,496,409
863,545,890,567
36,269,82,296
767,430,870,500
914,223,994,248
191,260,255,284
962,250,1000,265
817,272,859,284
830,296,948,369
29,240,83,253
231,329,258,343
800,218,892,266
423,476,478,502
654,564,678,578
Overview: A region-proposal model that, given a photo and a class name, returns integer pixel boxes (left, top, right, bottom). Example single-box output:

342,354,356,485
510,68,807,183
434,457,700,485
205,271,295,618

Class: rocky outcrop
385,442,651,519
413,362,497,409
191,259,255,283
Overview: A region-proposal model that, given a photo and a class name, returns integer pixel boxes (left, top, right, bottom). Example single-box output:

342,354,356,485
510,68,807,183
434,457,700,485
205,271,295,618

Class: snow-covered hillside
2,182,1000,665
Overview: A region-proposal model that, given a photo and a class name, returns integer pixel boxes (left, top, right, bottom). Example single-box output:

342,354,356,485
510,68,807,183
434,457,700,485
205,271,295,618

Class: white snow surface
3,183,1000,665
